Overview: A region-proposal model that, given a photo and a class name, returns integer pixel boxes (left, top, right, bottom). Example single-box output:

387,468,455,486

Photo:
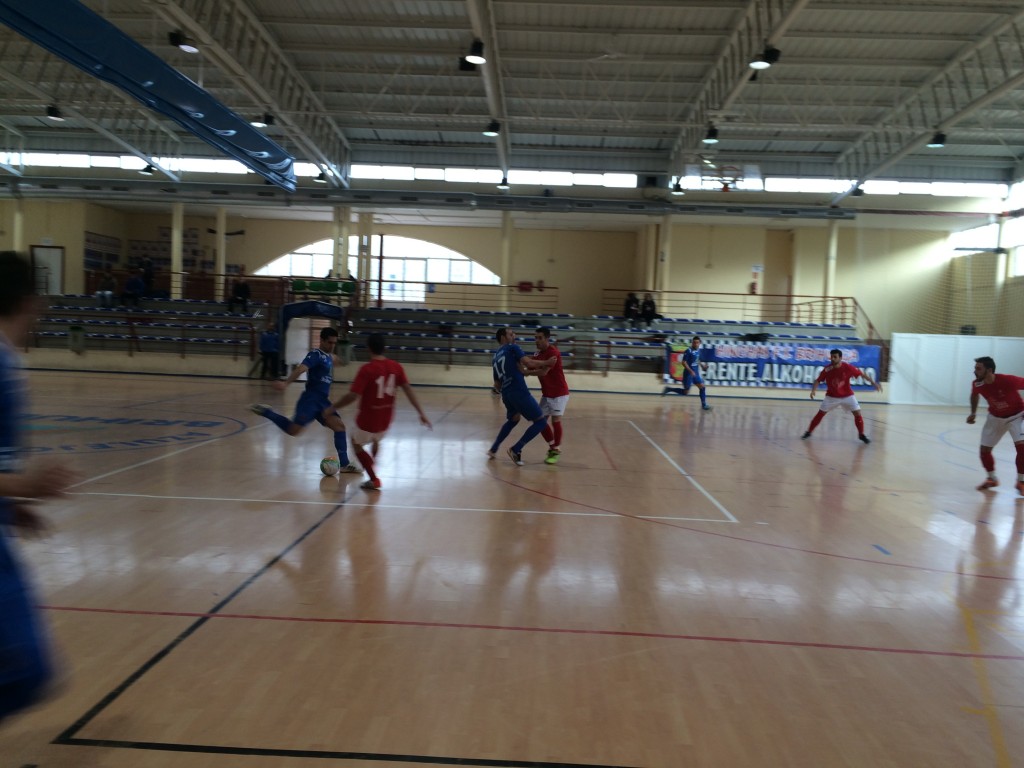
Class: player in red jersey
967,356,1024,494
532,327,570,464
326,333,431,491
802,349,881,443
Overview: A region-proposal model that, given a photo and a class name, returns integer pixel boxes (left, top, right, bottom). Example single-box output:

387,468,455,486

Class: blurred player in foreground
0,251,76,725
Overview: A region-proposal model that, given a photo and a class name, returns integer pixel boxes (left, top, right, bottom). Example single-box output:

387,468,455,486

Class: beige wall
7,198,1017,340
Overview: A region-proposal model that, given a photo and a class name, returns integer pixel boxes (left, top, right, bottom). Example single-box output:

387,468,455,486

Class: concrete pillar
656,215,672,292
214,206,227,302
824,219,838,323
333,205,350,277
500,210,513,311
12,198,23,252
170,202,184,299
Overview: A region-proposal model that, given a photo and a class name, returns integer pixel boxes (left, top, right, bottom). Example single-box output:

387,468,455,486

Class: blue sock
333,430,350,465
699,387,707,406
490,420,517,453
512,419,548,452
262,408,294,434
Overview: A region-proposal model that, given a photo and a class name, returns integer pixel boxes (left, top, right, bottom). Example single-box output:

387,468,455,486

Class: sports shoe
801,431,811,440
338,464,361,474
250,403,271,416
486,450,496,460
545,449,560,465
702,404,712,411
507,447,523,466
360,479,381,491
1016,480,1024,496
977,477,999,491
858,434,871,444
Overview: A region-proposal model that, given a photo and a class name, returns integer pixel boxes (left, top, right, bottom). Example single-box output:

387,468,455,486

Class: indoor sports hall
3,1,1024,767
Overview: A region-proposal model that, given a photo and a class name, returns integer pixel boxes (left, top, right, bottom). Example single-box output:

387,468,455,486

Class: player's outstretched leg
853,412,869,443
803,411,825,438
250,403,295,434
977,447,998,490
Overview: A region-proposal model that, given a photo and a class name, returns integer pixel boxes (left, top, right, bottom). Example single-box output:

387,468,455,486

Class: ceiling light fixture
250,113,274,128
465,39,486,65
702,125,719,145
45,104,64,121
497,176,510,190
926,131,946,148
139,163,155,176
749,45,781,70
168,30,199,54
482,120,500,137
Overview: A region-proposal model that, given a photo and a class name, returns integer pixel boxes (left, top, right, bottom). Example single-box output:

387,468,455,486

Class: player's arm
810,371,824,399
857,367,882,392
524,356,556,377
967,391,980,424
329,390,359,413
273,362,308,392
0,462,74,501
399,381,432,429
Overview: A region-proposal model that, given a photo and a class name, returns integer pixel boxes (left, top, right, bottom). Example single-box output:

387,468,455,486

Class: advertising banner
665,340,881,389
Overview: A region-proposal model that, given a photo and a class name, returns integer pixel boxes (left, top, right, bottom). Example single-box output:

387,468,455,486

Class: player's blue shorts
502,389,543,422
0,538,52,722
683,370,704,389
292,390,334,427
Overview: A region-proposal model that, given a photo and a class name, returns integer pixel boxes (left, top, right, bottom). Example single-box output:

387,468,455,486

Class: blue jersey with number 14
493,343,530,396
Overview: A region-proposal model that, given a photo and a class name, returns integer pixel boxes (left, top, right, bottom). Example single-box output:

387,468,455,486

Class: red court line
40,605,1024,662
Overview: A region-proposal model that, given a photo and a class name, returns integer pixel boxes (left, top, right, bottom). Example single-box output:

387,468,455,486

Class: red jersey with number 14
816,361,863,398
350,357,409,433
973,374,1024,418
534,345,569,398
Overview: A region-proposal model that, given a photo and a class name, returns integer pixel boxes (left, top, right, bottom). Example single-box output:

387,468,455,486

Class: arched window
254,235,499,302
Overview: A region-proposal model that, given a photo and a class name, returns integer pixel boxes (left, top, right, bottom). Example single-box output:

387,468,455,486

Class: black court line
50,488,635,768
57,739,637,767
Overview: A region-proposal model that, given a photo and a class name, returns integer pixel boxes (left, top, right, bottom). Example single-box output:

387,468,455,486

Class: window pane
426,260,449,283
450,260,470,282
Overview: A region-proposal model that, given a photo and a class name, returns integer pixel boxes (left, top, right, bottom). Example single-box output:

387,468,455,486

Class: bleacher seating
36,296,259,358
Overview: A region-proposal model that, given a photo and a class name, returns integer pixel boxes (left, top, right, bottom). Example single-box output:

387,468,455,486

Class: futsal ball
320,456,341,476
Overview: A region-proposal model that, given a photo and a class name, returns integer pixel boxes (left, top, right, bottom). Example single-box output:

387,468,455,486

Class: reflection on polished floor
2,370,1022,768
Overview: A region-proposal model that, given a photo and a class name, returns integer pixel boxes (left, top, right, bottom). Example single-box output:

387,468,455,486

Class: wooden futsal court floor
1,370,1023,768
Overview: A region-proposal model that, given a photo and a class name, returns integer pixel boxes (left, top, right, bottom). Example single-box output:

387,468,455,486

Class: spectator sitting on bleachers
95,265,117,308
640,292,660,327
121,269,144,308
227,267,251,314
623,292,640,327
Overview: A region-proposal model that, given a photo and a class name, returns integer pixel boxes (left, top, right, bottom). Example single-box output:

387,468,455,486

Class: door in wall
30,245,65,295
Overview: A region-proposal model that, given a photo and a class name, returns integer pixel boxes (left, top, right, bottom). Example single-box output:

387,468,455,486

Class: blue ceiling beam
0,0,296,191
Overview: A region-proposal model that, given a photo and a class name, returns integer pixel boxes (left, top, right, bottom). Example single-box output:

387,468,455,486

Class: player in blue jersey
663,335,712,410
0,251,76,724
487,327,550,465
250,326,359,473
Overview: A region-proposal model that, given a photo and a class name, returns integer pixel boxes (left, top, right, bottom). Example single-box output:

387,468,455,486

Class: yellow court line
959,605,1011,768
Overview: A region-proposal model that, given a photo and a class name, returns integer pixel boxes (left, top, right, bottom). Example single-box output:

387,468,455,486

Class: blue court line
872,544,892,556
